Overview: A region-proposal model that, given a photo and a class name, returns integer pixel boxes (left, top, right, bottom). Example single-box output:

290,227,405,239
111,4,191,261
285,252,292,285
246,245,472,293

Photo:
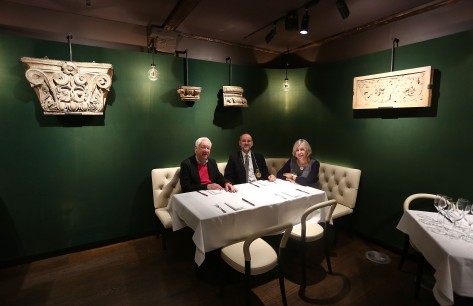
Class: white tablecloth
168,179,328,265
397,210,473,305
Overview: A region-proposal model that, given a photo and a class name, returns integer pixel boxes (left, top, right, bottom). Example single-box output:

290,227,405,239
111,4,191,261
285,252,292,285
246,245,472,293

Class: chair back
243,222,293,261
318,163,361,210
403,193,438,212
299,199,337,234
151,167,181,209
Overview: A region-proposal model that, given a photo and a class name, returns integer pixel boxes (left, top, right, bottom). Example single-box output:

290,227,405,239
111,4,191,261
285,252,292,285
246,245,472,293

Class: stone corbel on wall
177,86,202,102
20,57,113,115
222,86,248,107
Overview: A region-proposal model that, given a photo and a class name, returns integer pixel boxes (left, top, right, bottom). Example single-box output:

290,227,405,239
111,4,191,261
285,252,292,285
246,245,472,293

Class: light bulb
283,78,290,91
148,64,158,81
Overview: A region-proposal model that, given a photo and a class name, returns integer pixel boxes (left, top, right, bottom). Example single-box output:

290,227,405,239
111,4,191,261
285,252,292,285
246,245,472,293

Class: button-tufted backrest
318,163,361,210
151,167,181,209
266,158,287,175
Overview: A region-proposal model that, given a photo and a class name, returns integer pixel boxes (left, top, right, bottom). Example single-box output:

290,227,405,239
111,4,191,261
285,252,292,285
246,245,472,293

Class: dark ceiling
4,0,446,52
1,0,470,66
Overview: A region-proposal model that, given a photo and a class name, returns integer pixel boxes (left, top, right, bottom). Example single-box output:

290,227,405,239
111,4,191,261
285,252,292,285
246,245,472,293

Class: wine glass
463,203,473,242
448,199,466,239
434,195,446,221
431,195,447,234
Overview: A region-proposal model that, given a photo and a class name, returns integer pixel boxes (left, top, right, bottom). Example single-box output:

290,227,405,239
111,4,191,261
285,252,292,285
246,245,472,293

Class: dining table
397,210,473,305
167,178,328,266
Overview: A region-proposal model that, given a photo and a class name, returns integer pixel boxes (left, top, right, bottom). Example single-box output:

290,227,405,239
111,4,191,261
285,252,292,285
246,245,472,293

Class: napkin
224,201,244,211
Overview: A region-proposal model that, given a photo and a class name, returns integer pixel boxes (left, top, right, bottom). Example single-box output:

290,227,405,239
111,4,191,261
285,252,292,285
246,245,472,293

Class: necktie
244,154,249,183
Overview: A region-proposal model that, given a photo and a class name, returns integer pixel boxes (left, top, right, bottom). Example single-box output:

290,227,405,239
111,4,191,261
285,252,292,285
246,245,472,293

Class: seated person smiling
180,137,236,193
277,139,320,188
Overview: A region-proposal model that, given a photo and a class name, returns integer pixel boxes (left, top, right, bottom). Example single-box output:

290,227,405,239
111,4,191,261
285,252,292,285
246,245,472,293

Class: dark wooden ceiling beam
162,0,202,31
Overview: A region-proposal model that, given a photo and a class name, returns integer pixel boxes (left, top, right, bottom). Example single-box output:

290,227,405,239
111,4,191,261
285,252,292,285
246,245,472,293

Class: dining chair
289,199,337,290
151,167,181,250
398,193,438,297
220,222,293,306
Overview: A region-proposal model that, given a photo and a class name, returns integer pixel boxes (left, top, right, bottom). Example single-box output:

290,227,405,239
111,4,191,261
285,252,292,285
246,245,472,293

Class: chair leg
278,249,288,306
278,266,288,306
245,261,251,306
300,241,307,289
414,256,424,298
332,223,339,247
324,232,333,274
398,235,410,270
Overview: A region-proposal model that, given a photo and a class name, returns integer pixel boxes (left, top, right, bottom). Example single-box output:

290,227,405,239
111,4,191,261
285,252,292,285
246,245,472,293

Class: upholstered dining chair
399,193,439,297
151,167,181,250
220,222,293,306
289,199,337,290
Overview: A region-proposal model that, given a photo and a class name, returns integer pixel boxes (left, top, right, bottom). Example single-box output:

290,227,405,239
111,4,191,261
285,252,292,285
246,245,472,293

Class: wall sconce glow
148,63,158,81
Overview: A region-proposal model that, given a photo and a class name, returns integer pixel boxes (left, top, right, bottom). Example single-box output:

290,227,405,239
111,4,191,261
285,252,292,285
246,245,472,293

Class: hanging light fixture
265,24,277,44
336,0,350,19
283,62,290,91
147,28,159,81
148,61,158,81
300,7,310,35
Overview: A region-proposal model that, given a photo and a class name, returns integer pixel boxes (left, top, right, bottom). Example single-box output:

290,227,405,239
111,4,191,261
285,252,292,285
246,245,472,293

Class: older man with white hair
180,137,236,193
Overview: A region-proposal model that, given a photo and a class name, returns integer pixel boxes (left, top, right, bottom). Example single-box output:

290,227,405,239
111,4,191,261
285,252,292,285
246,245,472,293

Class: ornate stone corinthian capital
20,57,113,115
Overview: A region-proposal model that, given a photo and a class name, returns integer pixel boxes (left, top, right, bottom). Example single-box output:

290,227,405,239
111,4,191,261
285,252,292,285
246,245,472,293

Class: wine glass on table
431,195,447,234
448,199,466,239
463,202,473,242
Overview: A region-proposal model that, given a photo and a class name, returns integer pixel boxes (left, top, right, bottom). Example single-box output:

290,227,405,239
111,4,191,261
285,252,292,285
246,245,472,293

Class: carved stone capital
222,85,248,107
20,57,113,115
177,86,202,102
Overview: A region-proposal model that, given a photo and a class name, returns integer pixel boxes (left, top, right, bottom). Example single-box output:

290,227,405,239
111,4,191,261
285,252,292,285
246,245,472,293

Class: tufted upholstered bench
151,158,361,249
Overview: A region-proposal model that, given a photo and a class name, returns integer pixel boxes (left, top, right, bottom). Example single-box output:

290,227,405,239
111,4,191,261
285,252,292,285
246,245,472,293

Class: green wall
1,30,472,263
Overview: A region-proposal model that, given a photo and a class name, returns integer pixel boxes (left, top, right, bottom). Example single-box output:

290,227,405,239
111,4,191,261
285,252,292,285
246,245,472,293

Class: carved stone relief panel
222,86,248,107
20,57,113,115
353,66,433,109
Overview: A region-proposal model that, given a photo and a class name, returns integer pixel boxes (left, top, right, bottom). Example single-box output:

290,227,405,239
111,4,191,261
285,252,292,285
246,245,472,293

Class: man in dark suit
224,133,276,185
180,137,236,193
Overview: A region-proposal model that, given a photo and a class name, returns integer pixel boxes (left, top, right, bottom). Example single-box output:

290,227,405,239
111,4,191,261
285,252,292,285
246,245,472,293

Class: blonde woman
277,139,320,188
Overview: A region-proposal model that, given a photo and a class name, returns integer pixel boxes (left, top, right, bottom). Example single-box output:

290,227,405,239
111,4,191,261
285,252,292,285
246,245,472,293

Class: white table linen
397,210,473,305
168,179,328,265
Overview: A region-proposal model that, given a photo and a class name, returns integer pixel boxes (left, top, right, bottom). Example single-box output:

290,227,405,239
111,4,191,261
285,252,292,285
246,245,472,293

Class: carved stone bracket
177,86,202,102
20,57,113,115
222,86,248,107
353,66,433,109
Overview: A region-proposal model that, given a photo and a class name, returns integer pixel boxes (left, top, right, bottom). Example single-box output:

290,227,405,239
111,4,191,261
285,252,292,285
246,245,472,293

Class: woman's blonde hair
292,139,312,157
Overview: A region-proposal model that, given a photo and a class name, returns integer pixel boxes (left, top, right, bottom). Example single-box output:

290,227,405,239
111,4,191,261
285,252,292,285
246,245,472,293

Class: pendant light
148,62,158,81
147,33,158,81
283,62,290,91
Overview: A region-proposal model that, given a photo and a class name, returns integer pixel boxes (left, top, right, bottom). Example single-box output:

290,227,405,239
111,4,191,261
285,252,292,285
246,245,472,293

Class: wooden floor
0,228,440,306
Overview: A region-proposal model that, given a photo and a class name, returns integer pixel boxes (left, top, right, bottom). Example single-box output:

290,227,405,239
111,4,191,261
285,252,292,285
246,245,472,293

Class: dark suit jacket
224,151,271,184
180,155,226,192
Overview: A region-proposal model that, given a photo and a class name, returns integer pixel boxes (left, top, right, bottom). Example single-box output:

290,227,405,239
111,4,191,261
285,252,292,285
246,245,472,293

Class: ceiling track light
300,8,310,35
265,25,277,44
285,11,299,31
336,0,350,19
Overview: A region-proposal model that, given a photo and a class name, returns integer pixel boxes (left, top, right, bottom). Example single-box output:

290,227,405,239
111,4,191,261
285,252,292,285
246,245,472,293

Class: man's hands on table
207,182,237,193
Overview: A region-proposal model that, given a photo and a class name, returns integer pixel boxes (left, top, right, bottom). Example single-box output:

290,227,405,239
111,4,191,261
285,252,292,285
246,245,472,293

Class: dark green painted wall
1,30,472,263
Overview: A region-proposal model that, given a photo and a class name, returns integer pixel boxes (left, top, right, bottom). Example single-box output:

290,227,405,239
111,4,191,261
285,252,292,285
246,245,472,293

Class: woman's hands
282,173,296,183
